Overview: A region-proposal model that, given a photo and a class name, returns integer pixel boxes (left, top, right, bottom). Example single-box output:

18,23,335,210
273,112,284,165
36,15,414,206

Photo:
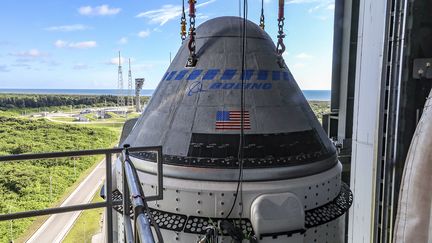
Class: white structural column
348,0,388,242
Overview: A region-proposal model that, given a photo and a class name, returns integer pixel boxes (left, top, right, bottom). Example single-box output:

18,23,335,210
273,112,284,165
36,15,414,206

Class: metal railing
0,145,164,243
122,144,164,243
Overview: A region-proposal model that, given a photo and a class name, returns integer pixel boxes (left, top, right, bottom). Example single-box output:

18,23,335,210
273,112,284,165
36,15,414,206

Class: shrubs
0,94,150,111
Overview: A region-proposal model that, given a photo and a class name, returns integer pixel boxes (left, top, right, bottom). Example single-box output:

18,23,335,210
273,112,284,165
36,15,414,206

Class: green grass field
0,115,118,242
63,189,105,243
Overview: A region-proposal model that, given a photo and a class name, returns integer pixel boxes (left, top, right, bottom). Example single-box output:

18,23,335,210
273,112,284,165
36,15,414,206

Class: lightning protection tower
117,51,125,107
127,59,134,107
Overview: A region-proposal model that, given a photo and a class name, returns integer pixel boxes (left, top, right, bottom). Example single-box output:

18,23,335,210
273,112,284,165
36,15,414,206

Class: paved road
26,160,107,243
45,116,124,124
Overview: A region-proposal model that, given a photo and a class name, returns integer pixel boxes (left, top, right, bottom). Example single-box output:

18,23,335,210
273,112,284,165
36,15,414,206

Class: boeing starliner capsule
114,16,352,242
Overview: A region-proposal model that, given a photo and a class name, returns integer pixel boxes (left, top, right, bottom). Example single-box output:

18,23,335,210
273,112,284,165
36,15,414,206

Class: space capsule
115,16,352,243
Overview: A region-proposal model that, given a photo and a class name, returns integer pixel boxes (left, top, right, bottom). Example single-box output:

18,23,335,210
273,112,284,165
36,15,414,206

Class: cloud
10,51,58,68
304,0,334,13
10,49,46,57
296,53,313,59
118,37,128,45
136,0,216,26
196,13,210,20
69,41,97,49
73,63,89,70
54,40,67,48
45,24,90,32
136,4,181,25
138,30,150,38
54,40,97,49
326,3,335,10
78,5,121,16
196,0,217,8
106,57,126,65
0,65,10,72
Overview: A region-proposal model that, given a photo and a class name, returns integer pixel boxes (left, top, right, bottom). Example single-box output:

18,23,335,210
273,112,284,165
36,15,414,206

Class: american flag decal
216,110,251,130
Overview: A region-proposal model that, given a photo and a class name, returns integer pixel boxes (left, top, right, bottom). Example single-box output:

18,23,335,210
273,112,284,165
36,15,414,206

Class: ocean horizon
0,89,331,101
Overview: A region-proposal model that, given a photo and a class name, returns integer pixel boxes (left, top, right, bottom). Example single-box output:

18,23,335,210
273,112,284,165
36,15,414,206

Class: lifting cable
180,0,187,41
225,0,248,224
276,0,286,67
186,0,198,67
259,0,265,30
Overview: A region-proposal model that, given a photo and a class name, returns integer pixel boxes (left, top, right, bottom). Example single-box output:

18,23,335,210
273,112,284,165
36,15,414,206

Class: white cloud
304,0,334,13
196,13,210,20
153,27,162,32
136,0,216,26
196,0,217,8
136,4,181,25
78,5,121,16
296,53,313,59
73,63,89,70
118,37,128,45
45,24,90,32
54,40,97,49
106,57,126,65
54,40,67,48
10,49,46,57
69,41,97,49
138,30,150,38
326,3,335,10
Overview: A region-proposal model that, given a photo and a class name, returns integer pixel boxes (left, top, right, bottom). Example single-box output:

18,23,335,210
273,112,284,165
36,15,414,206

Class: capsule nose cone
124,16,336,180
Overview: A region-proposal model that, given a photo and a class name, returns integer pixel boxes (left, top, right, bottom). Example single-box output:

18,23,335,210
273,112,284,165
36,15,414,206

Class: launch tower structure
127,59,134,107
117,51,125,107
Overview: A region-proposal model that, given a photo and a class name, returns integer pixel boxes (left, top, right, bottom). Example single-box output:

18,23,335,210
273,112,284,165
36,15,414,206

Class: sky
0,0,335,90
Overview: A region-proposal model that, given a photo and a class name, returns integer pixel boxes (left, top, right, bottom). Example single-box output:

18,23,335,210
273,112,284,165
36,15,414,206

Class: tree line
0,94,119,109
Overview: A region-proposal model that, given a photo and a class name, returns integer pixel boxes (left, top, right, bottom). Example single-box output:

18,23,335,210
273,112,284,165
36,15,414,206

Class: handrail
0,146,162,162
0,145,164,243
122,144,164,243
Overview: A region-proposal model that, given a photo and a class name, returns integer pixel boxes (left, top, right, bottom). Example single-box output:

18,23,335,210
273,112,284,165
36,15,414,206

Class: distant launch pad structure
117,51,125,107
135,78,144,112
127,59,134,107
